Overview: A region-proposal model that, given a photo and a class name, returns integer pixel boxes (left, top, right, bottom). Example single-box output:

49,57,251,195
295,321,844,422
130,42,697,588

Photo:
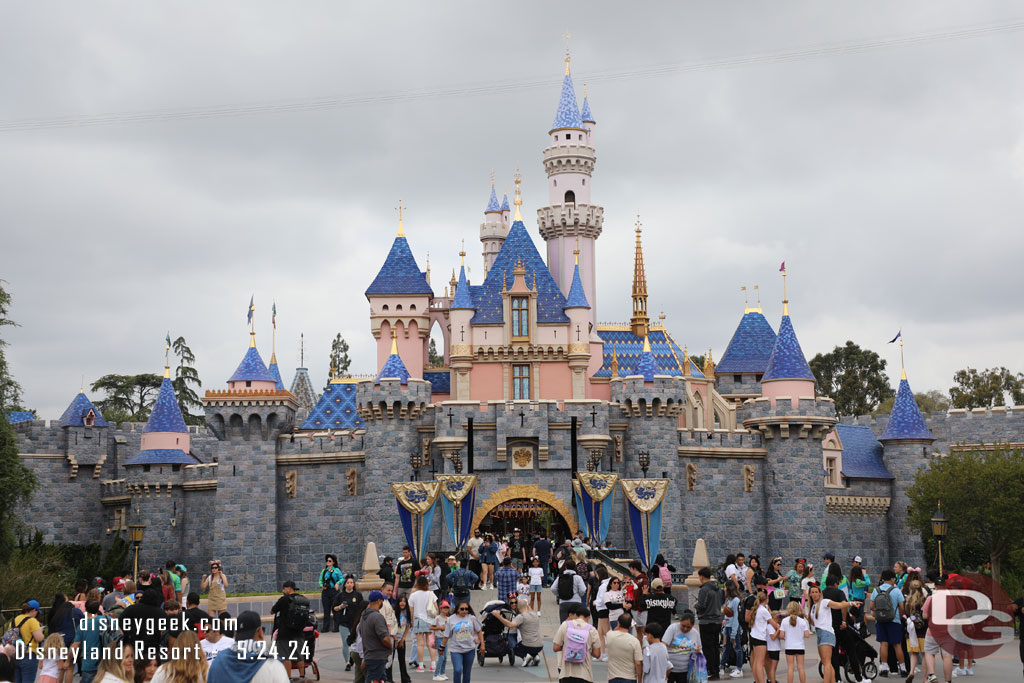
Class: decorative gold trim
568,342,589,354
825,495,891,515
471,484,574,531
183,479,218,491
678,446,767,458
276,451,365,465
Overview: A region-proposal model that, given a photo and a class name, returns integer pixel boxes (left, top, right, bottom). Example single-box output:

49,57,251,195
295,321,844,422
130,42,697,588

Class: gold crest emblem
512,447,533,467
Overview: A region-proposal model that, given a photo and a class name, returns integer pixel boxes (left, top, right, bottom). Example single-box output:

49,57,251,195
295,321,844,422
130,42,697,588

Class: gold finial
574,234,580,265
754,285,762,313
395,199,406,237
643,335,651,353
780,262,788,316
502,270,508,292
460,239,465,266
611,348,619,378
563,31,572,75
164,333,171,379
899,336,907,380
682,345,691,376
249,331,256,348
583,81,588,98
330,357,337,380
490,170,495,187
513,167,523,221
659,309,666,326
390,327,399,355
630,212,650,338
742,285,750,314
704,347,715,376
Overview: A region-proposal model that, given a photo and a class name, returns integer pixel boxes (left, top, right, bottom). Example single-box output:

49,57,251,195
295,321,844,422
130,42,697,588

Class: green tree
875,389,950,416
907,446,1024,587
428,338,443,367
90,373,162,422
0,415,38,564
809,341,895,416
0,280,27,413
171,336,203,424
329,334,351,378
949,367,1024,409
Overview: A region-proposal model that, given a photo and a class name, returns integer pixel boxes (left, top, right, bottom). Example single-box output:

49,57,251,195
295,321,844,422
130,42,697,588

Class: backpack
562,621,591,663
575,561,592,584
0,617,29,648
715,565,729,587
451,571,470,596
557,573,576,601
659,564,673,587
98,616,123,648
284,594,312,631
874,585,897,623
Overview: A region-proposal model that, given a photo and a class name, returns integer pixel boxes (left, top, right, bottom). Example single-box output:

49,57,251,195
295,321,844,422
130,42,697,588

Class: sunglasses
458,608,469,612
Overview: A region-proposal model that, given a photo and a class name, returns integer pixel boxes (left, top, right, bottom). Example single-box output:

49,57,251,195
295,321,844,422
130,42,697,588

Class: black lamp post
410,451,423,481
128,523,146,582
930,503,948,576
638,449,650,478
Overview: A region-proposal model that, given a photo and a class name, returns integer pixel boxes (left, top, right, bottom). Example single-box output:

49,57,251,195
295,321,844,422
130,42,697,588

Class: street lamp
409,451,423,481
638,449,650,478
128,523,146,582
930,503,948,576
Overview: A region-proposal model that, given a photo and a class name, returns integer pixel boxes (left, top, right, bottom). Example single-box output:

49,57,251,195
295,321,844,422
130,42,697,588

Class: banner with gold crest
619,478,670,569
392,481,441,560
572,472,618,546
434,474,478,551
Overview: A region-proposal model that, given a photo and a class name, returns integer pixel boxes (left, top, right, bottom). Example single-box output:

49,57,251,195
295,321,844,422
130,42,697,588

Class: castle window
564,190,576,207
84,410,95,427
511,297,529,338
755,374,763,382
734,375,743,384
245,381,252,388
382,304,389,311
396,304,403,311
824,455,841,487
172,464,181,472
513,364,530,400
582,178,586,185
409,304,416,311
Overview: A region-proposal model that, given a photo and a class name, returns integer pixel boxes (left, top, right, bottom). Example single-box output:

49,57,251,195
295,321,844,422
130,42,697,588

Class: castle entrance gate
472,484,575,542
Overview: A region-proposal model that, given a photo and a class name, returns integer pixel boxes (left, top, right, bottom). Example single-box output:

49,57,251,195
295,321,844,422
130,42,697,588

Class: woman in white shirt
604,577,626,624
527,557,545,615
92,642,134,683
593,565,611,654
806,584,856,683
747,591,778,683
408,576,438,673
778,602,810,683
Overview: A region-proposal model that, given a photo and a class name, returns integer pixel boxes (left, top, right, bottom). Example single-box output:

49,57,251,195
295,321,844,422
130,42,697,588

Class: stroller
476,599,516,666
301,612,321,680
818,627,878,683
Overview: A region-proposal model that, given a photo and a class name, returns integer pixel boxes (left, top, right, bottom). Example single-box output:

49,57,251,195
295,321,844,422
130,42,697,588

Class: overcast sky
3,2,1023,419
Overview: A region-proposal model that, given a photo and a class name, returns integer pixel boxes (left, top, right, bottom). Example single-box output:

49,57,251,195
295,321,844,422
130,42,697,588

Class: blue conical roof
550,73,585,132
880,378,934,441
365,236,434,297
501,192,510,212
228,345,276,383
268,359,285,391
143,377,188,433
717,311,777,374
581,96,595,123
486,186,501,213
636,340,662,381
451,265,475,310
58,392,109,427
564,263,590,309
762,315,815,381
375,352,411,385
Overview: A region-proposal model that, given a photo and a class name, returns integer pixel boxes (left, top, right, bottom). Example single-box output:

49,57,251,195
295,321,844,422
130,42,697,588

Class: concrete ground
298,590,1024,683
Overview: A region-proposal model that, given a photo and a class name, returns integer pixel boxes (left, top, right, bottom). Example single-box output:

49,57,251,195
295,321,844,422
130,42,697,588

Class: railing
587,548,633,579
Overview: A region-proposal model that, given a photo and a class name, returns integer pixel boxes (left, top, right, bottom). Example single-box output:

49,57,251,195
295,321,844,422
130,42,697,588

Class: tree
949,367,1024,409
875,389,950,416
907,446,1024,587
809,341,895,416
0,280,26,413
0,415,38,563
329,334,351,377
428,338,444,367
171,336,203,424
90,373,162,422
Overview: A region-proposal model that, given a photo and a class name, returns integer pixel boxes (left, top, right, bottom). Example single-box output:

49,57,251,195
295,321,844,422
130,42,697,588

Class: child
516,575,531,599
37,633,67,683
722,582,744,678
431,601,451,682
528,557,544,615
778,602,810,683
642,621,672,683
766,620,782,683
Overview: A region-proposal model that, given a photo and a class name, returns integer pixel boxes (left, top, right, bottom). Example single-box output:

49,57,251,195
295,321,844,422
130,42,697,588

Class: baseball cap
176,564,188,572
27,599,41,611
852,555,863,563
114,578,126,590
447,555,458,562
235,611,263,640
440,601,451,608
823,552,835,561
368,590,386,603
651,578,664,589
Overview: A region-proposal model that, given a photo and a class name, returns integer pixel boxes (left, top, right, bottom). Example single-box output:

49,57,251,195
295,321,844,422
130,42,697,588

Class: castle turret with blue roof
715,296,777,400
126,358,195,467
759,280,816,410
481,180,510,275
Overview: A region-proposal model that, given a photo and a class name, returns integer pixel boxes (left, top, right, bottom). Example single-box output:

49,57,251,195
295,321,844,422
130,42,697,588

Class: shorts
633,611,647,627
530,584,542,593
596,608,610,619
785,649,804,656
750,637,766,648
816,630,836,647
413,618,433,634
924,634,951,656
875,620,904,645
768,650,780,661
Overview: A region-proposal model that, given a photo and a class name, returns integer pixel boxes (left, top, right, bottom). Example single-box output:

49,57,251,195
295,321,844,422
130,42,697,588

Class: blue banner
573,473,618,546
619,478,669,570
436,475,478,551
392,482,441,561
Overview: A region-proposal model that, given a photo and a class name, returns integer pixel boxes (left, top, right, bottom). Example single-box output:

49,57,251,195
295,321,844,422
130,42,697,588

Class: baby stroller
476,599,516,666
818,627,878,683
301,612,321,680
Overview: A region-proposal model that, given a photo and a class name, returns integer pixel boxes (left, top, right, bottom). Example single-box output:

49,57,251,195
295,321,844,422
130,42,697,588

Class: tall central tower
537,51,603,330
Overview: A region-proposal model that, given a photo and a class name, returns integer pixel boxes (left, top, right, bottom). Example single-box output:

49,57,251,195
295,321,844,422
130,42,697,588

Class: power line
1,17,1021,134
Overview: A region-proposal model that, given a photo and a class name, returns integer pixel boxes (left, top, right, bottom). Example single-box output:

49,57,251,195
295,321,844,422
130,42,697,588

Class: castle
11,54,1024,593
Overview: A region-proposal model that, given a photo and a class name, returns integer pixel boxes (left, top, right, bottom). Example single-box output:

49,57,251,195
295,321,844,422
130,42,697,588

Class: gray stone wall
824,478,893,578
715,373,763,398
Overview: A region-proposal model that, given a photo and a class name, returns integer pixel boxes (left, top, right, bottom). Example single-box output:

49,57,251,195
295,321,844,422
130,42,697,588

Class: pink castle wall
227,380,277,392
469,364,503,401
140,431,190,452
760,379,816,409
539,363,572,400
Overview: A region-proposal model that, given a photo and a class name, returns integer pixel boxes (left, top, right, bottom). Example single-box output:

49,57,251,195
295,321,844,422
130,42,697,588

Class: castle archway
472,484,576,540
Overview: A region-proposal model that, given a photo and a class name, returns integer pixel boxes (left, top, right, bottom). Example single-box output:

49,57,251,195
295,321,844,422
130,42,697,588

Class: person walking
807,581,858,683
430,601,451,681
466,531,484,590
903,579,929,683
748,590,775,683
695,567,725,680
663,611,703,683
765,557,785,613
642,578,678,635
392,594,413,683
443,561,478,608
532,533,552,586
627,561,651,641
396,547,418,595
200,560,228,618
347,601,368,683
11,600,44,683
270,580,309,681
358,591,393,683
552,604,601,683
552,560,588,624
721,583,744,678
318,554,343,633
441,602,483,683
785,559,806,606
408,576,439,673
870,569,908,679
779,602,810,683
643,622,672,683
494,558,520,602
332,574,362,672
848,565,871,637
605,614,643,683
479,535,499,591
527,557,545,615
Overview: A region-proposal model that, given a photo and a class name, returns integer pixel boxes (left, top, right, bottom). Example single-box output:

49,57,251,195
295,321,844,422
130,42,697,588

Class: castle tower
879,338,934,568
564,245,592,398
57,388,111,476
759,275,816,409
630,220,649,338
449,254,475,400
365,207,433,379
537,51,603,327
715,292,777,401
480,181,508,275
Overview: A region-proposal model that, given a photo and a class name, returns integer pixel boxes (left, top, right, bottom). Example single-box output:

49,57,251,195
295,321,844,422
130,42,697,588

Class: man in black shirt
510,529,525,571
120,589,167,661
183,592,211,632
642,579,678,632
532,533,552,585
395,546,417,593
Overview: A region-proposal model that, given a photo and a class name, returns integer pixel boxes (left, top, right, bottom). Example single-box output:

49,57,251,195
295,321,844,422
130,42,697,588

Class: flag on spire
247,295,254,324
779,261,786,273
888,330,901,344
165,332,171,349
272,301,277,329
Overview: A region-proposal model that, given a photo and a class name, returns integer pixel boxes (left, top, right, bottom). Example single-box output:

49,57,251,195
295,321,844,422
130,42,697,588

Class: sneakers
952,668,966,677
903,673,913,683
730,669,743,678
429,663,435,672
965,668,974,676
432,676,446,681
600,654,608,662
536,611,542,616
926,675,938,683
415,666,426,673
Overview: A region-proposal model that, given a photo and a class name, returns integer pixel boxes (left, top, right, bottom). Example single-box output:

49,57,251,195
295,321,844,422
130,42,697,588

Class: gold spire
513,167,523,221
395,199,406,237
682,345,691,377
742,285,751,314
754,285,762,313
425,252,431,284
643,334,651,353
574,234,580,266
630,213,650,338
460,239,465,267
330,357,337,380
563,31,572,75
611,348,619,378
390,327,399,355
900,336,907,380
249,331,256,348
703,347,715,377
781,263,788,316
164,333,171,379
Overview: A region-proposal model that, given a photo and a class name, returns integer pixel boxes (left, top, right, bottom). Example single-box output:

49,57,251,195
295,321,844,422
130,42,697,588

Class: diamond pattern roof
550,73,585,132
581,96,595,123
58,392,109,428
716,312,777,374
501,193,510,212
375,352,411,385
471,220,569,325
124,449,199,466
835,425,894,479
564,264,590,309
486,186,501,213
451,266,475,310
227,346,276,383
300,381,365,430
762,315,815,381
594,328,705,379
880,378,934,441
365,236,434,297
268,361,285,391
143,378,187,434
424,370,451,394
636,344,661,381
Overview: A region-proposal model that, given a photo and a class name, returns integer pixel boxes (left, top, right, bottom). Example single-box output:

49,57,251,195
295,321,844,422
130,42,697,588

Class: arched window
564,190,576,207
382,304,389,311
396,304,403,311
409,304,416,311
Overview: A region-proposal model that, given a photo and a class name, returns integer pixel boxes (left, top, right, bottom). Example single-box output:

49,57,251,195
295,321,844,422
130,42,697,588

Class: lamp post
638,449,650,478
930,503,948,576
128,523,146,582
410,451,423,481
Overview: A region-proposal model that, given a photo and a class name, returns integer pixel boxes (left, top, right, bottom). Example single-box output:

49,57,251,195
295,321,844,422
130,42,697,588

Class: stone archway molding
471,483,576,532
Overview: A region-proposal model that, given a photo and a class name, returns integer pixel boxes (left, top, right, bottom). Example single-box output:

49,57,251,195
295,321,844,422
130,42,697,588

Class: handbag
688,652,708,683
773,588,787,600
426,593,439,618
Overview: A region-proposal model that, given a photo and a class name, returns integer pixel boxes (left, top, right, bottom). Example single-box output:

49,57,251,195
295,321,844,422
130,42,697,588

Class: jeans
435,645,447,676
723,625,744,671
352,652,365,683
339,625,351,661
396,643,412,683
699,622,722,676
321,587,338,631
364,657,387,683
609,679,638,683
14,656,37,683
450,650,475,683
80,672,96,683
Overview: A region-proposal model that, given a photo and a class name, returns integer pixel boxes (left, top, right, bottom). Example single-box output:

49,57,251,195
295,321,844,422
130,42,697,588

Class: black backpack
557,573,576,600
284,594,312,631
451,571,470,596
